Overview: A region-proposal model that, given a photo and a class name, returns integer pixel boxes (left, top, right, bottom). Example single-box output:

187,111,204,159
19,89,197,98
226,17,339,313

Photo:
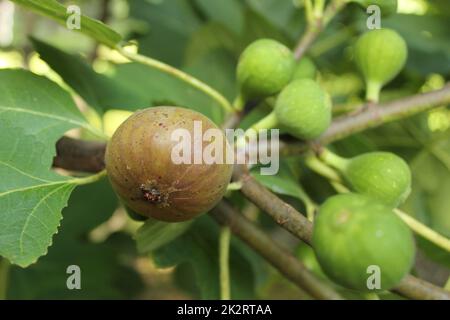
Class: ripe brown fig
105,107,233,222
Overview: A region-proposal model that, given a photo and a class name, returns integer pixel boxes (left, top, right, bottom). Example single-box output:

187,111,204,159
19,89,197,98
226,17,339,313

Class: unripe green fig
274,79,332,140
105,107,233,222
237,39,295,100
292,57,317,80
353,0,398,16
322,150,412,207
312,193,415,292
354,28,407,102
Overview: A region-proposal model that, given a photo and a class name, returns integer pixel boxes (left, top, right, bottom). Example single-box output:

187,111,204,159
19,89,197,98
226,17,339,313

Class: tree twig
211,201,343,300
318,84,450,145
52,136,106,173
294,0,347,60
279,84,450,155
233,165,313,245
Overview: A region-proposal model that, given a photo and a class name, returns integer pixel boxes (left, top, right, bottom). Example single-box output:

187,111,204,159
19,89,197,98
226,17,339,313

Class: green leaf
382,14,450,75
240,7,293,49
0,69,94,267
251,159,305,200
31,38,145,113
153,216,268,299
136,218,192,254
246,0,300,33
185,23,239,65
129,0,201,66
110,62,225,123
193,0,244,34
10,0,122,48
8,180,144,299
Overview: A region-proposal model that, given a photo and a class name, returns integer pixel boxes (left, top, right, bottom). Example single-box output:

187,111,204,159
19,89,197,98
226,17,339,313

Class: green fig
246,79,332,141
237,39,295,100
292,57,317,80
322,150,412,207
354,28,407,102
274,79,332,140
312,193,415,292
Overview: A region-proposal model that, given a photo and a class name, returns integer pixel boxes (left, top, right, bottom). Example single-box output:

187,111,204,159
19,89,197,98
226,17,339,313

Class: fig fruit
105,107,233,222
237,39,295,100
274,79,332,140
312,193,415,292
354,28,407,102
321,150,412,207
292,57,317,80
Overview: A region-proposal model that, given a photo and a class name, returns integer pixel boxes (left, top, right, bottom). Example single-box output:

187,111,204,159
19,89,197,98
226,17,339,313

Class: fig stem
319,148,350,172
366,81,382,103
395,209,450,253
249,111,279,132
117,47,235,114
219,226,231,300
297,186,318,222
235,112,278,150
305,154,344,183
226,182,242,191
72,169,107,186
233,94,246,112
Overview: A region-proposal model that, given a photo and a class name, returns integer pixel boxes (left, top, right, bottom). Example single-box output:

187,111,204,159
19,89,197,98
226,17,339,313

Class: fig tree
354,28,407,102
321,150,412,207
312,193,415,292
105,107,233,222
237,39,295,101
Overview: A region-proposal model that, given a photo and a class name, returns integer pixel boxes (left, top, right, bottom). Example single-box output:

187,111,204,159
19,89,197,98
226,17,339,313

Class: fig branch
318,83,450,145
52,139,450,299
211,201,344,300
279,84,450,155
294,0,347,60
51,84,450,300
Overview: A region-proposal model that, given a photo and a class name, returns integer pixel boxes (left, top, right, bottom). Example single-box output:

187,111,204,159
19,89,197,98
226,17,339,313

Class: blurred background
0,0,449,299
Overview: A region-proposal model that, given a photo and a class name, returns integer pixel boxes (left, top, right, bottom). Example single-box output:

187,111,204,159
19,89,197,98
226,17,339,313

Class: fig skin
323,150,412,208
237,38,295,99
292,57,317,80
354,28,407,102
274,79,332,140
312,193,415,292
105,107,233,222
345,152,412,207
